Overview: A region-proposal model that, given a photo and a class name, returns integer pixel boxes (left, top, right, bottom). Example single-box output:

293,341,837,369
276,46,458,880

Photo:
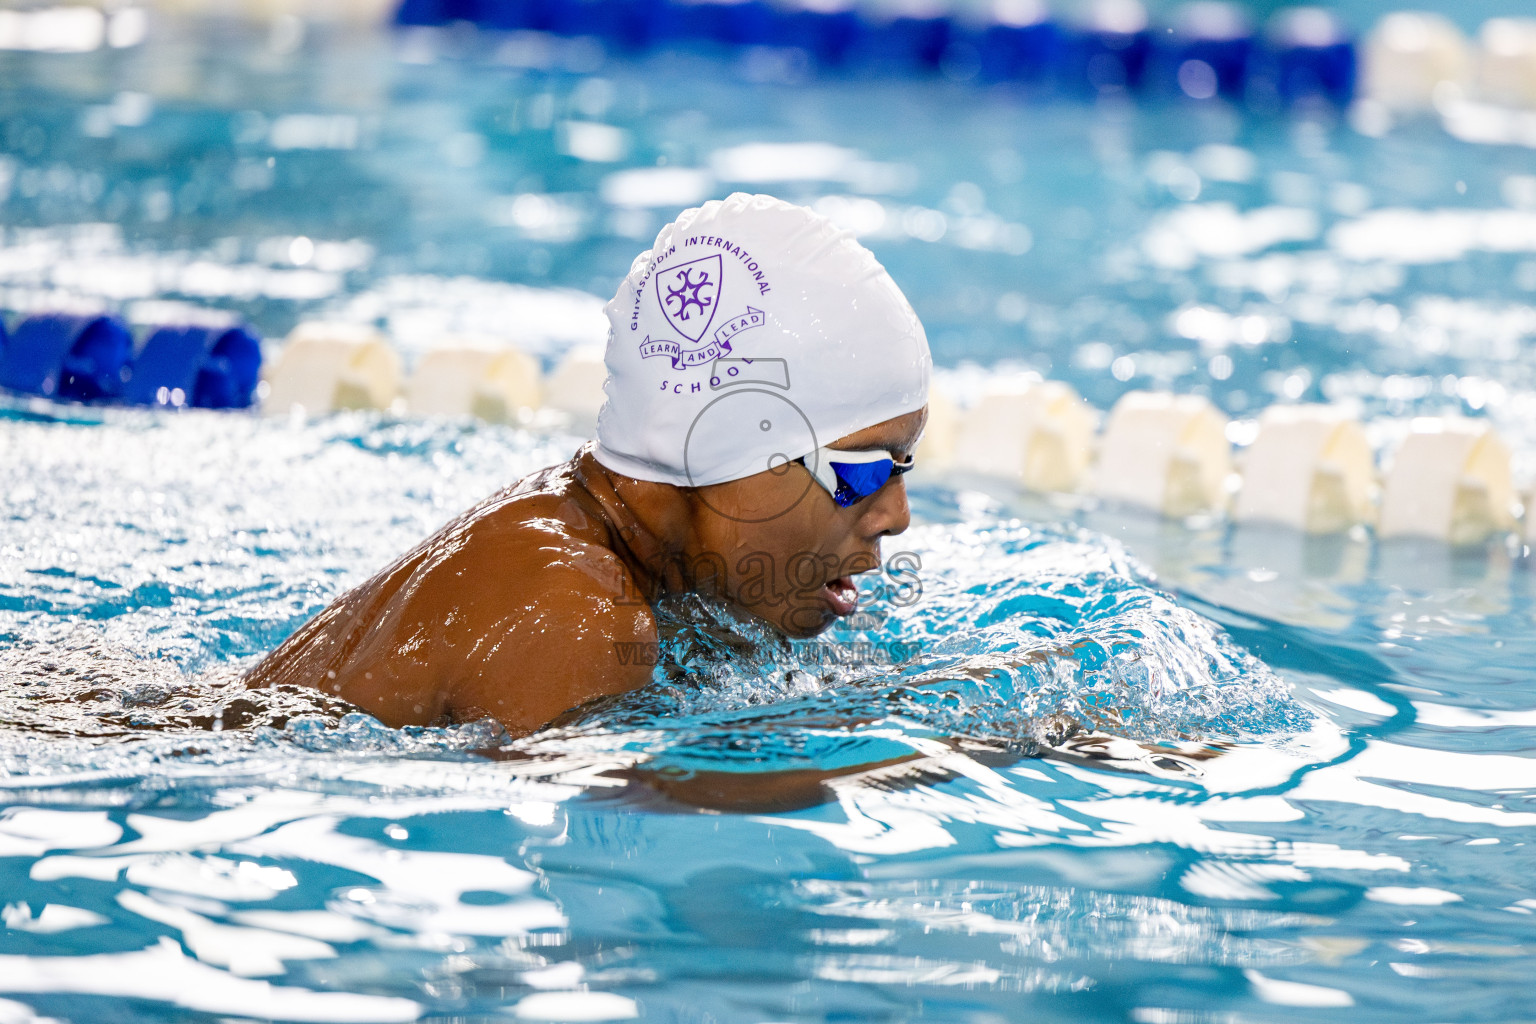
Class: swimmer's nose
861,474,911,539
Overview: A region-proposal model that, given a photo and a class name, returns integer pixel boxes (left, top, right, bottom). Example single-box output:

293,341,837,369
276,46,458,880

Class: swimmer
247,193,1219,809
248,193,930,739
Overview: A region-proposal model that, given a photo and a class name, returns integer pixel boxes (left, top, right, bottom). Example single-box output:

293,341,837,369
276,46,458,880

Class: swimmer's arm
291,522,656,734
621,642,1228,811
622,646,1074,812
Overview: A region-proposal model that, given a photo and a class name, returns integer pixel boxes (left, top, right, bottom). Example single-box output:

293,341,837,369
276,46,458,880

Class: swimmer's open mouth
824,576,859,617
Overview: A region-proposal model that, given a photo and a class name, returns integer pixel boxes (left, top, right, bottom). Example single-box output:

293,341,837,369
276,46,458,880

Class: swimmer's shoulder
439,454,635,597
425,456,656,733
302,452,654,732
426,451,657,649
250,451,656,732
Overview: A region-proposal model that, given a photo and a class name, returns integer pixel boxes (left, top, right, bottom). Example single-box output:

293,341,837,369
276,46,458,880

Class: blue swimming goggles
796,447,915,508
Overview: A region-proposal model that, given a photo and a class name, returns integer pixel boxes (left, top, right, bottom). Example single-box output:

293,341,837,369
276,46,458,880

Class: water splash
541,522,1310,771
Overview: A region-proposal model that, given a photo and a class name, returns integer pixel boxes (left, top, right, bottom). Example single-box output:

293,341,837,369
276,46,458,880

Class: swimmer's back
246,451,656,736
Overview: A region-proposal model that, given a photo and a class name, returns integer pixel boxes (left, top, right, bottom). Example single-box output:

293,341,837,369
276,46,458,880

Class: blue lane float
775,0,863,67
656,0,776,48
1057,0,1152,95
1147,1,1253,102
392,0,464,28
121,325,263,410
394,0,440,26
389,0,1358,109
0,314,262,410
854,1,953,72
1249,7,1356,109
975,0,1060,85
0,313,133,403
466,0,544,32
546,0,658,49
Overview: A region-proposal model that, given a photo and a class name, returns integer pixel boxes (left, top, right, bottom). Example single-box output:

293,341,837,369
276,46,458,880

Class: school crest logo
640,251,766,372
657,254,720,343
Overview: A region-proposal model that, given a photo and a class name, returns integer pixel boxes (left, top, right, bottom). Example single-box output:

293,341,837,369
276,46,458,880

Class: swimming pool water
3,10,1536,1023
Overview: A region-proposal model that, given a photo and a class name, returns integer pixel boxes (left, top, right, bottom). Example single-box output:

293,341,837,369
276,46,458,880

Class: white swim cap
594,192,931,488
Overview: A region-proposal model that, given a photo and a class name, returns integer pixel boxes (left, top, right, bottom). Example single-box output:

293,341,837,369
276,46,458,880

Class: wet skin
246,409,926,738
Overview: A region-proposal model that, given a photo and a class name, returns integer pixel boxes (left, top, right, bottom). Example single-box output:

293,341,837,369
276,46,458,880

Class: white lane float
951,377,1096,494
1362,11,1472,112
1093,391,1232,518
169,0,397,24
1233,404,1376,534
914,379,961,471
262,321,400,415
1377,417,1514,544
1527,485,1536,547
406,341,543,422
1477,18,1536,108
251,315,1530,548
542,345,609,426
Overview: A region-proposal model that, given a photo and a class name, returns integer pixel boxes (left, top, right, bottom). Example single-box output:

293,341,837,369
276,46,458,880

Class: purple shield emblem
655,254,722,343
